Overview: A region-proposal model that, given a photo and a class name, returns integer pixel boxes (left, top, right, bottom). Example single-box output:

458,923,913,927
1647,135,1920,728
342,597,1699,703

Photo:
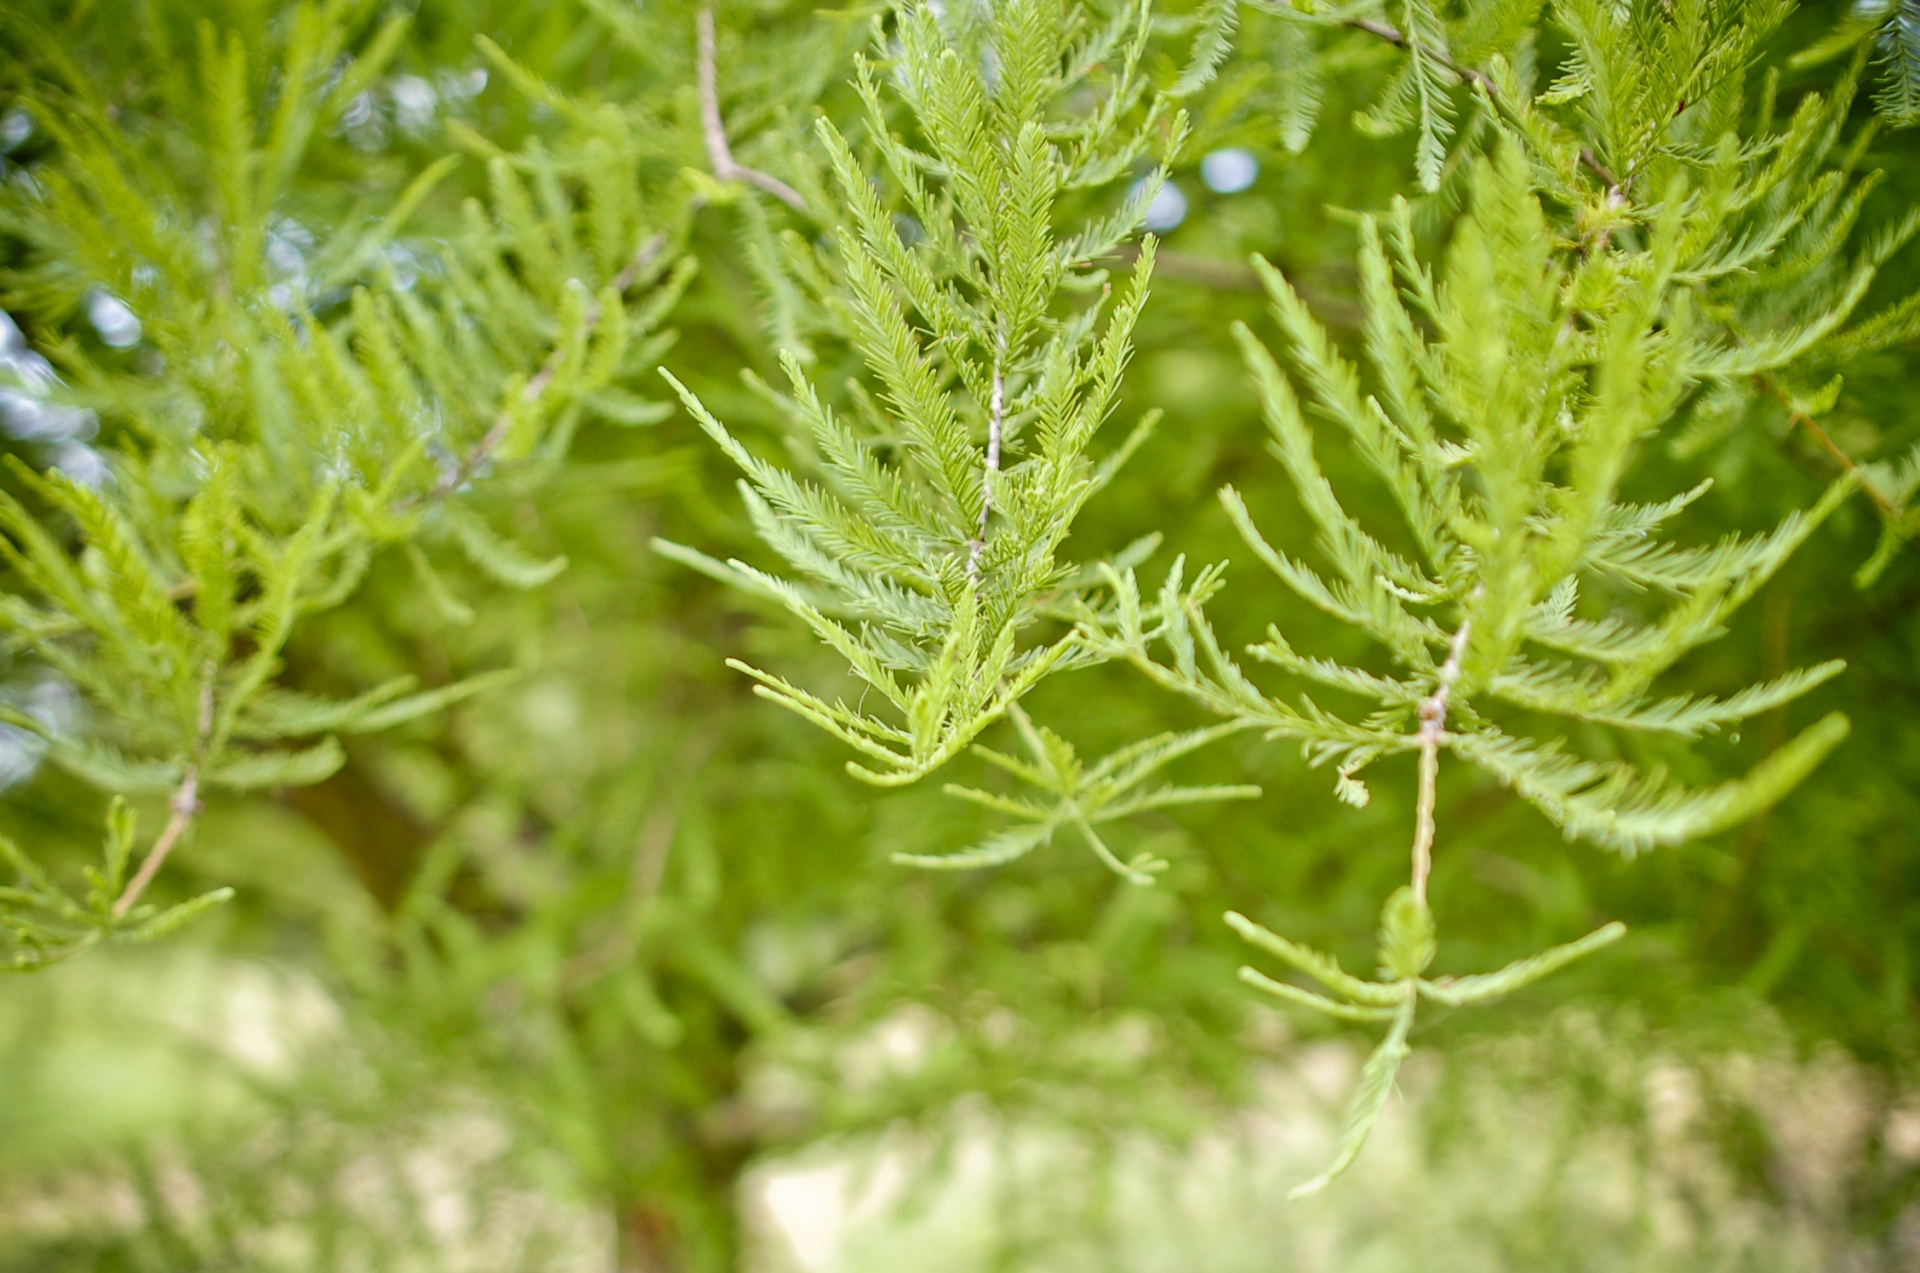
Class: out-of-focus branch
112,770,200,918
564,734,714,991
1757,373,1898,521
403,232,668,510
113,664,215,917
1103,241,1260,290
697,9,809,214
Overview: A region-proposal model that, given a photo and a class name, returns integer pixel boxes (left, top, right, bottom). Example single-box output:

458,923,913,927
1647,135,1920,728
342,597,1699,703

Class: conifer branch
1876,0,1920,125
112,769,200,919
1756,373,1899,521
1344,13,1623,196
673,0,1186,785
1087,132,1863,1190
113,661,215,918
1345,16,1494,98
0,2,688,970
1578,148,1622,193
564,733,715,990
697,8,809,214
900,709,1256,879
406,231,668,509
1102,241,1261,291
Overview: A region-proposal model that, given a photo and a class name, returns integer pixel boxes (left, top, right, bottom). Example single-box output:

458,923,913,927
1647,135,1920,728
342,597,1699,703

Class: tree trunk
617,1200,683,1273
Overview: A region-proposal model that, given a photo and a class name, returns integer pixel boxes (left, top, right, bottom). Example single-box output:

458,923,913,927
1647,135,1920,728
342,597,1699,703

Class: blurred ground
4,949,1915,1271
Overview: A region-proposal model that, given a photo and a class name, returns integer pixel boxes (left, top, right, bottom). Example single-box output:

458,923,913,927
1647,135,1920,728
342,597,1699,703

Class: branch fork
697,9,809,215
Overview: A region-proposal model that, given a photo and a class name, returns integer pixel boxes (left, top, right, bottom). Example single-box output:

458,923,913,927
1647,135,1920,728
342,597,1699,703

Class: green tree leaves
1077,124,1876,1191
669,0,1200,786
1879,1,1920,125
1094,140,1853,852
900,708,1258,882
2,0,1912,1225
0,0,685,956
1,799,232,972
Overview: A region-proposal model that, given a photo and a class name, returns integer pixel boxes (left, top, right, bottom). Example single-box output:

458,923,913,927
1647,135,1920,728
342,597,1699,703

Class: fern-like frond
1092,138,1850,857
1877,0,1920,126
670,0,1208,785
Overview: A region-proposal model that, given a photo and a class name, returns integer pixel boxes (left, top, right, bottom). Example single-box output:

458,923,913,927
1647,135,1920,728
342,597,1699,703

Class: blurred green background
1,0,1917,1268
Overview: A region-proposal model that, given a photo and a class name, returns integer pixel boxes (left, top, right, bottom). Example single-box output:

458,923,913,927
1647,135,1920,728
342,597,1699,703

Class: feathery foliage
1882,0,1920,125
665,0,1916,1199
1,0,1918,1255
899,706,1259,882
1793,0,1920,128
0,0,686,964
1074,130,1869,1186
662,0,1215,786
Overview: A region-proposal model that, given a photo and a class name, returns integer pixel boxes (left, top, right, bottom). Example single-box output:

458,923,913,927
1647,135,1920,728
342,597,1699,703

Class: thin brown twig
697,9,809,215
1100,241,1261,291
1798,413,1890,515
1410,612,1472,905
112,770,200,918
1755,373,1899,521
113,663,215,918
401,232,668,511
1345,17,1626,199
1101,243,1375,331
1578,148,1622,192
1346,17,1496,97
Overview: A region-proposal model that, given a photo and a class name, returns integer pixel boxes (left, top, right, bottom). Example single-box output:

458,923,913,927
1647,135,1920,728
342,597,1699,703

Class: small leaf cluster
898,706,1259,884
0,798,231,971
1882,0,1920,125
1788,0,1920,129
